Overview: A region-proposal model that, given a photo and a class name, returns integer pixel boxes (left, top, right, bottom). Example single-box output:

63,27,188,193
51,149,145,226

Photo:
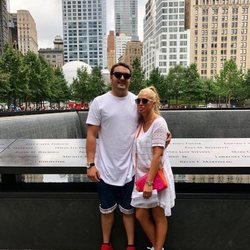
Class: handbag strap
135,123,143,139
134,123,143,182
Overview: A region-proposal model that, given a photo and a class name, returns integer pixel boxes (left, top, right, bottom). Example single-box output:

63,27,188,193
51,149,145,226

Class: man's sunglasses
135,98,151,105
112,72,131,80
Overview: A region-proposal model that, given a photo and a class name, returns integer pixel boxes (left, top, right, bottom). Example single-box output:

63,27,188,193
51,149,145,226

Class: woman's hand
143,182,153,199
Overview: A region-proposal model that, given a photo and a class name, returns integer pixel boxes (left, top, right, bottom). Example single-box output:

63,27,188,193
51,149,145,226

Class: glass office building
114,0,138,37
62,0,107,68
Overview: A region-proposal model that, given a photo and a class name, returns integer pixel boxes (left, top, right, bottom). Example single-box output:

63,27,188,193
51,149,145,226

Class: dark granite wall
0,112,83,139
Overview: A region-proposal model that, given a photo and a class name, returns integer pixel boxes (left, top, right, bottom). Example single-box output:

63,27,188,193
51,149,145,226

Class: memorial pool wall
0,109,249,249
0,109,249,139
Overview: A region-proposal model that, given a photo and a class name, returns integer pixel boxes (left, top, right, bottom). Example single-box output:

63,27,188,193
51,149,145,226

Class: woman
131,86,175,250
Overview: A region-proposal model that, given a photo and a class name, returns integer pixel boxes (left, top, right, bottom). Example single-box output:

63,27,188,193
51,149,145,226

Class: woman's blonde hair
138,85,160,114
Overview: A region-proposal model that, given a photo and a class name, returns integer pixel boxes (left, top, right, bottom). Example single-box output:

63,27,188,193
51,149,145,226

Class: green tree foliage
23,51,52,106
0,69,10,101
201,78,217,104
50,67,70,106
215,59,244,105
1,44,249,108
129,58,146,95
88,66,106,100
183,63,203,105
0,44,28,107
147,68,165,101
0,45,70,109
71,66,107,103
243,69,250,101
39,55,54,102
165,65,186,105
70,67,90,103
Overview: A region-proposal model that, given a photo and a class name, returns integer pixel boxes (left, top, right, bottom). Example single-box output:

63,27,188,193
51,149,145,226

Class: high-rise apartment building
0,0,9,54
17,10,38,54
62,0,107,68
186,0,250,79
142,0,189,78
114,0,138,37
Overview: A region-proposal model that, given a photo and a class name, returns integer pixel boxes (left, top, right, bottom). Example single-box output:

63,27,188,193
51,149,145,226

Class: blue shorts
97,178,135,214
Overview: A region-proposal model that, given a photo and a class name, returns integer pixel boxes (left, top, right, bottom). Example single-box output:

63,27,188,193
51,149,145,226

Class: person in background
86,62,138,250
131,86,176,250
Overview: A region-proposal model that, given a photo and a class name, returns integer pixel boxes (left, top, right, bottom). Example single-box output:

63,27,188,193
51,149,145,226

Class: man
86,62,137,250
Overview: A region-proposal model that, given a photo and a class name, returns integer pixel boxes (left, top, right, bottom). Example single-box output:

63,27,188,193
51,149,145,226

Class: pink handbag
135,168,168,192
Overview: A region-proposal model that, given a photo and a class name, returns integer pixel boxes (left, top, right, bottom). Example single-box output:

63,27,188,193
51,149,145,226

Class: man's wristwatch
87,162,95,169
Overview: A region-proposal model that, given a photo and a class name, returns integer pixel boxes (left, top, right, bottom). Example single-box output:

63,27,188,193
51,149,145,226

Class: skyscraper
185,0,250,79
0,0,9,54
114,0,138,37
142,0,189,78
62,0,107,68
17,10,38,54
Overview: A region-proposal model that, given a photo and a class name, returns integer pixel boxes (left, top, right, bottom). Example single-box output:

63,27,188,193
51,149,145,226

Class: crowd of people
86,62,175,250
0,104,82,112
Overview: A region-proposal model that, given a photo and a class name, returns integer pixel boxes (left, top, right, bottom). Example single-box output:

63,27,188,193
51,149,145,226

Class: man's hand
166,131,172,147
87,166,100,182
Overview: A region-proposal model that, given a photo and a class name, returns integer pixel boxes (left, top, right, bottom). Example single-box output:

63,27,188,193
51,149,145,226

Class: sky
9,0,147,49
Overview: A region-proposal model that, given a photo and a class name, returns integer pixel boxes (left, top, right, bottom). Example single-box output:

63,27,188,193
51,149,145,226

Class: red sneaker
100,243,113,250
126,246,136,250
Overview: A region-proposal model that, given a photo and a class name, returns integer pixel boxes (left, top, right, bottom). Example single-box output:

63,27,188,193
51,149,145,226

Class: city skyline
9,0,147,49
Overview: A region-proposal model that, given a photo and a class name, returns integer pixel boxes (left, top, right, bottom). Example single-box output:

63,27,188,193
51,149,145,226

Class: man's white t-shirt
86,91,138,186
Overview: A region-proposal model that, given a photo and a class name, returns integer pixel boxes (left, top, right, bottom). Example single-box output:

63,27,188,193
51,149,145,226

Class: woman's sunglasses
135,98,151,105
112,72,131,80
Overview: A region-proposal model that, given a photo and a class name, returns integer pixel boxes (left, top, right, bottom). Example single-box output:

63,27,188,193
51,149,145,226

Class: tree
242,69,250,104
183,63,203,106
0,69,10,102
70,67,90,103
165,65,186,106
50,67,70,107
147,68,165,101
0,45,28,108
129,58,146,95
201,78,217,105
215,59,244,106
24,51,51,106
88,66,106,101
38,55,55,107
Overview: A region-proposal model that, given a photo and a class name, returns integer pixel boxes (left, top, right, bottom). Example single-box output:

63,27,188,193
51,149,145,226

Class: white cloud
10,0,147,48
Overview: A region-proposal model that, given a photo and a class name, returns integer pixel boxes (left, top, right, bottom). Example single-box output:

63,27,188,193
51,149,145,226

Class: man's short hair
110,62,132,76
